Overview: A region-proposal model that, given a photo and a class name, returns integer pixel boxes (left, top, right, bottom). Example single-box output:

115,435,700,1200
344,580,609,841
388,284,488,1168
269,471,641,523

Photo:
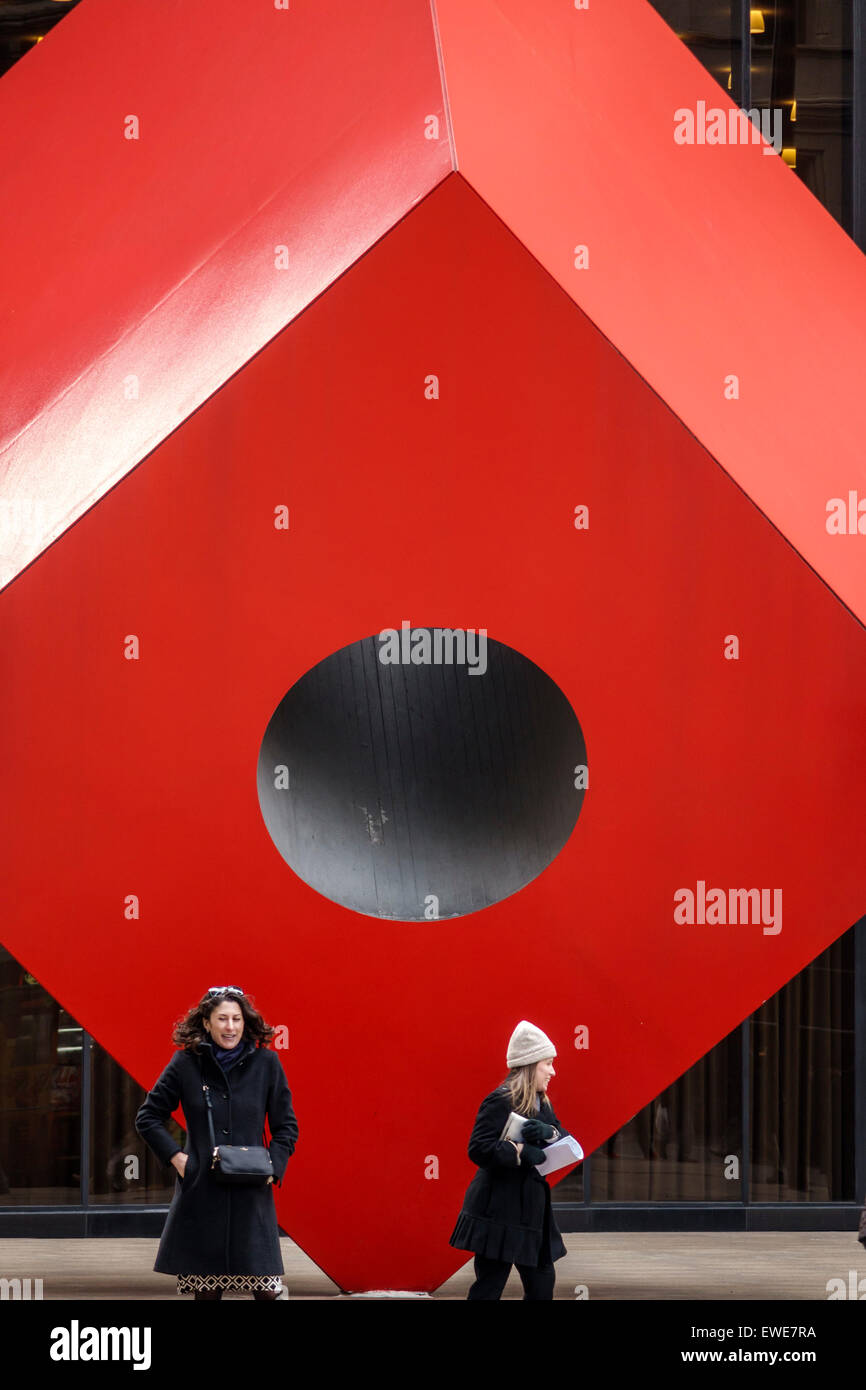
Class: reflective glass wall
650,0,855,236
88,1044,182,1206
751,929,855,1201
553,924,858,1212
0,0,80,80
0,952,81,1205
589,1028,743,1203
651,0,746,102
0,947,179,1213
1,927,859,1228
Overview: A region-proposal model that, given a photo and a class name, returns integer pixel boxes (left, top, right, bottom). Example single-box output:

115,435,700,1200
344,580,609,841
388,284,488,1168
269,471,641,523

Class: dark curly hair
172,989,276,1053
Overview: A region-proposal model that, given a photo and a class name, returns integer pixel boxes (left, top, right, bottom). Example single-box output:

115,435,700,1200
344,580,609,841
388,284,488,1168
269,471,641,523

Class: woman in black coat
135,986,298,1300
449,1020,570,1300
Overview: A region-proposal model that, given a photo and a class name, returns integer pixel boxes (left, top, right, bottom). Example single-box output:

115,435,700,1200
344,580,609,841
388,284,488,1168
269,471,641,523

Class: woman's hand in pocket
171,1152,190,1178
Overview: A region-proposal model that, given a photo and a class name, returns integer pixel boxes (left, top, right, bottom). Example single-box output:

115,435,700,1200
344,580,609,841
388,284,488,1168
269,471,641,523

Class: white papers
536,1135,583,1177
500,1112,584,1175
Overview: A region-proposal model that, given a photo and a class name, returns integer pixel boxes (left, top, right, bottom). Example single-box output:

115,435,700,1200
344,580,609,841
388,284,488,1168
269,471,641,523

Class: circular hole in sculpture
257,628,587,921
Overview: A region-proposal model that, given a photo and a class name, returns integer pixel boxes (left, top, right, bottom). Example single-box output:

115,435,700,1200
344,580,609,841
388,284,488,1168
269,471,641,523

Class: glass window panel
89,1042,182,1205
750,0,852,231
750,927,855,1201
551,1156,584,1204
592,1028,743,1201
0,947,82,1205
0,0,81,81
650,2,744,104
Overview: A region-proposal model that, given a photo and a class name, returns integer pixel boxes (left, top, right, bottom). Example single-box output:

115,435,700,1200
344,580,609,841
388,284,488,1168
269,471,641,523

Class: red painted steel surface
434,0,866,627
3,177,865,1290
0,0,450,587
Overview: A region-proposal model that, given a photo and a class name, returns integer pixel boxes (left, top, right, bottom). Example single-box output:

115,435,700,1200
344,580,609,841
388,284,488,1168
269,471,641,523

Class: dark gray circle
257,630,587,920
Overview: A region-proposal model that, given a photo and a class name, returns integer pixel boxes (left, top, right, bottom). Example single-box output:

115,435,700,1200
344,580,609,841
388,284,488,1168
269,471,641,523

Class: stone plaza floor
0,1232,862,1300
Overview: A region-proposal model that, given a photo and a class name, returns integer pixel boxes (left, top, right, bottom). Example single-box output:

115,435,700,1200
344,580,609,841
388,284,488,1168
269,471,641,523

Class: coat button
222,1128,229,1135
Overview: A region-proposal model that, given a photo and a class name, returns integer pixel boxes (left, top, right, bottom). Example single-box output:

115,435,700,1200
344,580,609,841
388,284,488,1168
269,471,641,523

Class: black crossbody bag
202,1081,274,1186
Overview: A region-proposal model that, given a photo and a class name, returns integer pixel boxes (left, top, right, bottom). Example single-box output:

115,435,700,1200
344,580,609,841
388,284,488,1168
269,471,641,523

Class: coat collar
198,1036,256,1073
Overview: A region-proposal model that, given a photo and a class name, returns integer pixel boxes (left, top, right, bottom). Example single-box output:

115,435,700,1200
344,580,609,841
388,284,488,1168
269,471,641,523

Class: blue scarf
212,1038,252,1072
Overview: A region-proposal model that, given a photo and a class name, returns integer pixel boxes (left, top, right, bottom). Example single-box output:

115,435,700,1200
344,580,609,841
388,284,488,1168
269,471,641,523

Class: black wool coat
135,1038,298,1275
449,1086,569,1268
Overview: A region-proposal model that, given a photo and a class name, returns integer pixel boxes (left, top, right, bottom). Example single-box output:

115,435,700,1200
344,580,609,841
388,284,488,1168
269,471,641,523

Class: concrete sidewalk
0,1233,863,1299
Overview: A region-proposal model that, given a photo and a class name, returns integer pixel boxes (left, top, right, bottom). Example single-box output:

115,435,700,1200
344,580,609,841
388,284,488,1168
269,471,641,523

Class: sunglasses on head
207,986,244,997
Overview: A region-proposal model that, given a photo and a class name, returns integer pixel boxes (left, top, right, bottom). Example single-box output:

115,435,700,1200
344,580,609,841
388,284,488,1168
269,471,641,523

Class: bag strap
202,1082,218,1154
200,1049,270,1151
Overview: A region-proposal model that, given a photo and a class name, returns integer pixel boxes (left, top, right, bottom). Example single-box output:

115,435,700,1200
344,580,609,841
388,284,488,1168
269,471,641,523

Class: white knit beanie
506,1020,556,1069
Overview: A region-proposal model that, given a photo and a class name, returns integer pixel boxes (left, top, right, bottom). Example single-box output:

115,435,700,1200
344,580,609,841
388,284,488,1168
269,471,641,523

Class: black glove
522,1120,555,1145
520,1144,546,1166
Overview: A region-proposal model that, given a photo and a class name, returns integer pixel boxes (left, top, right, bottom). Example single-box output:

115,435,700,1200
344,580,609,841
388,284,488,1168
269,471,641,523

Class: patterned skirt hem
176,1274,284,1295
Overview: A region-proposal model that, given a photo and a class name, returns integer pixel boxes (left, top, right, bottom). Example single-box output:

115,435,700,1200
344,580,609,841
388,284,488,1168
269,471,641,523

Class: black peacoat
449,1086,569,1268
135,1038,298,1275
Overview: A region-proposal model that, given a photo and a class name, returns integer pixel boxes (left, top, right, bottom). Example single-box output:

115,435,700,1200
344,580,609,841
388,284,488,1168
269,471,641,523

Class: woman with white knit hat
449,1020,572,1300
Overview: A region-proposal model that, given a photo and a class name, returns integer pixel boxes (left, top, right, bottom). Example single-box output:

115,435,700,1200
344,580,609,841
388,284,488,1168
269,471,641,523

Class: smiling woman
203,990,244,1048
449,1020,573,1301
135,987,298,1300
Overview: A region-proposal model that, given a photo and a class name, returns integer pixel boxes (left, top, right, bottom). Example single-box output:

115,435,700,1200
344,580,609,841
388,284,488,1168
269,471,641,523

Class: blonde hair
501,1063,552,1118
